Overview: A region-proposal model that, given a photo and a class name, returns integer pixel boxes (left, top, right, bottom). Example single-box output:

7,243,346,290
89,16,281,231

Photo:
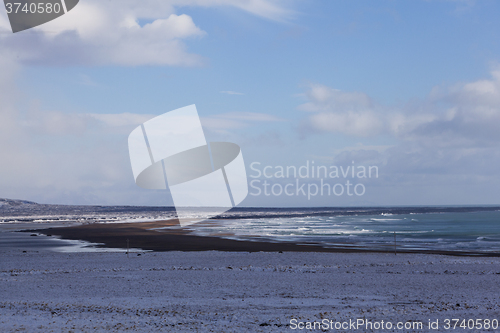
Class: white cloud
21,109,93,136
0,57,22,144
300,70,500,145
308,110,383,137
0,0,297,205
0,57,161,205
1,8,206,66
0,9,11,31
299,84,373,112
406,69,500,146
0,0,294,67
299,70,500,204
175,0,295,22
298,84,383,136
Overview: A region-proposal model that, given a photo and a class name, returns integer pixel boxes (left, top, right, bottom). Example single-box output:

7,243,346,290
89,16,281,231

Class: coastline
21,220,500,257
4,220,500,331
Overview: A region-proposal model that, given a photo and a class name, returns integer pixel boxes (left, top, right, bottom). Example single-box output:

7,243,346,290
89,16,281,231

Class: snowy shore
1,250,500,332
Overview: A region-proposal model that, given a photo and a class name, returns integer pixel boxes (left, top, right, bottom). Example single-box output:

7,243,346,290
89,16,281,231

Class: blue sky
1,0,500,206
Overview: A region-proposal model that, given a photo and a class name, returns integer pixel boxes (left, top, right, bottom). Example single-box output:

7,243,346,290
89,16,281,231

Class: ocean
200,208,500,254
1,200,500,254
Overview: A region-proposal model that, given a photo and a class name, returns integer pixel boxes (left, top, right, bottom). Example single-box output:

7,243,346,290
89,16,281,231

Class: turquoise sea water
191,210,500,254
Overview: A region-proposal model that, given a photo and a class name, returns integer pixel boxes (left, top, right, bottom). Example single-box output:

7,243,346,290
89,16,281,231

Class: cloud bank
300,69,500,146
0,0,295,204
0,0,294,66
299,69,500,204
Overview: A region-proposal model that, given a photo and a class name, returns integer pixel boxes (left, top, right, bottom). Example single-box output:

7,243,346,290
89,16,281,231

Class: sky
1,0,500,207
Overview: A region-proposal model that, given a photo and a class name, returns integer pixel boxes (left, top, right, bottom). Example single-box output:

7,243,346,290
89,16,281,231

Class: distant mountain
0,198,39,207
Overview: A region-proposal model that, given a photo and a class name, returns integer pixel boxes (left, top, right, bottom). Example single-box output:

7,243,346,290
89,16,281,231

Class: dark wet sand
29,220,345,253
23,220,500,256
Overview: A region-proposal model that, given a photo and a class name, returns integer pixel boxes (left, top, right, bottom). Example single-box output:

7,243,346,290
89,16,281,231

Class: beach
25,219,500,256
2,249,500,332
2,207,500,332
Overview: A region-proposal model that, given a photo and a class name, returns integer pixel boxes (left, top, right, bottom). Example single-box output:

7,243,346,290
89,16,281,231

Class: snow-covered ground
1,250,500,332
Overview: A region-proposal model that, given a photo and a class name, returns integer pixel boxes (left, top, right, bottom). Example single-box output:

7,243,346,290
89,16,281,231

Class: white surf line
60,0,68,13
